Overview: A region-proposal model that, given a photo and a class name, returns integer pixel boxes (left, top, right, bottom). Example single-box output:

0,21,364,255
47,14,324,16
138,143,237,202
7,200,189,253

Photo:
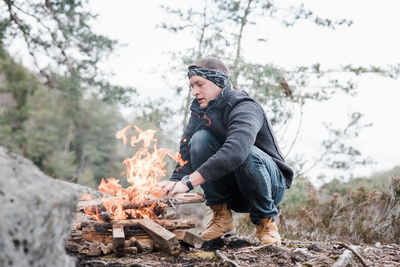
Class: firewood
78,245,90,255
136,238,154,253
76,242,102,256
124,246,138,255
112,224,125,257
65,240,81,253
72,221,83,230
99,211,112,221
173,229,186,240
100,243,113,255
138,218,180,255
173,230,204,248
86,241,102,256
79,219,196,244
77,193,205,215
81,218,196,231
128,237,137,246
124,237,137,247
82,227,113,244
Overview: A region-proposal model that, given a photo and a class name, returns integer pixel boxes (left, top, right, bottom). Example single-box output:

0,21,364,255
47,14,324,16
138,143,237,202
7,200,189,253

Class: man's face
189,75,222,109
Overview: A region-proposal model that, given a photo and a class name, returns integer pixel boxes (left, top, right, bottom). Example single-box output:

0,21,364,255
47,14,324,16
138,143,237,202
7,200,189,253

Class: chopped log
135,235,160,250
173,230,204,249
79,218,196,244
112,224,125,257
77,192,205,215
138,218,180,255
136,237,155,253
124,246,138,255
70,229,84,241
65,240,81,253
81,218,196,231
82,227,113,244
100,243,113,255
86,242,102,256
169,193,205,204
72,220,83,230
173,229,186,240
76,242,102,256
124,237,137,247
128,237,137,246
78,245,90,255
99,211,112,222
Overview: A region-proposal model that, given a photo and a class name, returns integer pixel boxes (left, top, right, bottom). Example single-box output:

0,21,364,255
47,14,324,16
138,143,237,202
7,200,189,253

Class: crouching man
159,57,294,245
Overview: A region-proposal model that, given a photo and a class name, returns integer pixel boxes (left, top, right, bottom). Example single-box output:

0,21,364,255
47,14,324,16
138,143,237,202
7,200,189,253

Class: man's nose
192,86,199,96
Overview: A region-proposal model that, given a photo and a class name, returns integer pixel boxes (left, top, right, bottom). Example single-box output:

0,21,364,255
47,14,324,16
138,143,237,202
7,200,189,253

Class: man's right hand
157,180,176,196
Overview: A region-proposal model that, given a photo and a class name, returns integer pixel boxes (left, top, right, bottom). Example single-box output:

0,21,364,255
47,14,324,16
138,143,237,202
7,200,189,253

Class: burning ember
84,125,187,221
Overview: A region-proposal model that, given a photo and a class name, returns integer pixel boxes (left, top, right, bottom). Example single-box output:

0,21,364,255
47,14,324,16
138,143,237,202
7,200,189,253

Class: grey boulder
0,146,81,267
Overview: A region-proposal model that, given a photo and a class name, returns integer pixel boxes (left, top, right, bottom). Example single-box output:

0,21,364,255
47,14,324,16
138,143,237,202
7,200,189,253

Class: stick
81,218,196,230
112,224,125,257
234,244,269,254
138,218,180,255
77,193,205,214
215,250,241,267
338,243,369,267
173,230,204,248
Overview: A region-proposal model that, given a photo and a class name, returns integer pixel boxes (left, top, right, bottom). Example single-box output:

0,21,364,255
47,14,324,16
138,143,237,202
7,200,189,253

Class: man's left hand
169,181,189,196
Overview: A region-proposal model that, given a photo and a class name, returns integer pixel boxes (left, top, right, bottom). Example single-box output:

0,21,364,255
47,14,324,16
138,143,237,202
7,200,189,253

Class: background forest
0,0,399,244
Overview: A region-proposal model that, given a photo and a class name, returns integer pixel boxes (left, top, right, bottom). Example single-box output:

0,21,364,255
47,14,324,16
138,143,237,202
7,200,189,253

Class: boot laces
258,220,274,235
206,209,223,229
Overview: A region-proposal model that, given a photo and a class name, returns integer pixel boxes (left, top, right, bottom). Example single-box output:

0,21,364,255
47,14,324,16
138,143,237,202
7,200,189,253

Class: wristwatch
181,175,194,192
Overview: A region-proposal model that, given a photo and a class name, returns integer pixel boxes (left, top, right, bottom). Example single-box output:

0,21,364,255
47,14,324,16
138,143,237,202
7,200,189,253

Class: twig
82,260,107,266
284,101,304,158
338,243,369,267
234,244,269,254
168,180,179,197
215,250,241,267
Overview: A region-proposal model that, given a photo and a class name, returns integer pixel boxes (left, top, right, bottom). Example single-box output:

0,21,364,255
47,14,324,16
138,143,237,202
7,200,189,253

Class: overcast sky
85,0,400,182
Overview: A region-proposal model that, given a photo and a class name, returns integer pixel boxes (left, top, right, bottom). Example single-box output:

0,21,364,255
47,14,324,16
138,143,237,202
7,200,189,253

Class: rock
364,246,380,254
307,243,325,252
292,247,315,262
259,245,292,260
0,146,78,266
332,245,360,267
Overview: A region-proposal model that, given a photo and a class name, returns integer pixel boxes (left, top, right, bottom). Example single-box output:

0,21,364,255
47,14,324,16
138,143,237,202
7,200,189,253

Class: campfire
66,125,205,257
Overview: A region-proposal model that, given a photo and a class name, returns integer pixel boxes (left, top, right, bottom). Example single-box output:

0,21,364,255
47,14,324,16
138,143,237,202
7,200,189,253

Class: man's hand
169,181,189,196
158,180,176,196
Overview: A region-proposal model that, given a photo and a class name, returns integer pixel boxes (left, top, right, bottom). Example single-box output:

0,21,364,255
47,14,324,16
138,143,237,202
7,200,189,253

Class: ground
70,237,400,267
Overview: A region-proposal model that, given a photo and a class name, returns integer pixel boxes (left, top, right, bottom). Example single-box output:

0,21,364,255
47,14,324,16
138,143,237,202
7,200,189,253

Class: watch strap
181,175,193,191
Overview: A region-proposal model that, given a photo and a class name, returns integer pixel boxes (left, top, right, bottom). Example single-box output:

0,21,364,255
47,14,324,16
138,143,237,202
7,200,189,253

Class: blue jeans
190,130,286,224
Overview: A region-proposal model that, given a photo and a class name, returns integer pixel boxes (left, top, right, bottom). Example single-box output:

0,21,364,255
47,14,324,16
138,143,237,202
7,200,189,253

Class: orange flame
84,125,187,221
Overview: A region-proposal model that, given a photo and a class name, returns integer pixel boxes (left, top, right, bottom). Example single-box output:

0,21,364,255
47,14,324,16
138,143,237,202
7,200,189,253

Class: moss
330,254,339,260
186,251,217,260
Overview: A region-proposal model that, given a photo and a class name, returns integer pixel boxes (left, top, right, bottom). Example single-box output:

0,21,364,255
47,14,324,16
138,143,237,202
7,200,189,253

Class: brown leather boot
201,203,236,240
255,217,281,245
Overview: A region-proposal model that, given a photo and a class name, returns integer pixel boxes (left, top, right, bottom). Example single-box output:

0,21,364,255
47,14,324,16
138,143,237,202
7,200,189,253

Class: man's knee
238,146,264,175
190,130,219,155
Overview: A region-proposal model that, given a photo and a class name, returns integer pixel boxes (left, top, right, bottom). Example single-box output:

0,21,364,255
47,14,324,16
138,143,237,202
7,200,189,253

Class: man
159,57,294,245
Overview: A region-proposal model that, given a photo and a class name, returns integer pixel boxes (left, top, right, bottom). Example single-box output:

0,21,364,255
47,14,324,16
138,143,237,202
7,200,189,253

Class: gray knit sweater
170,84,294,188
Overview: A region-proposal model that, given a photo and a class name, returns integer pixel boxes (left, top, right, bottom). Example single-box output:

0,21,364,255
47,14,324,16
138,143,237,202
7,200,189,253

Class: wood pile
66,192,205,257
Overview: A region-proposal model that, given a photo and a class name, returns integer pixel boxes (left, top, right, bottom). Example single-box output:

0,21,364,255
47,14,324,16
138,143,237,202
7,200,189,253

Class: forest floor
70,237,400,267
